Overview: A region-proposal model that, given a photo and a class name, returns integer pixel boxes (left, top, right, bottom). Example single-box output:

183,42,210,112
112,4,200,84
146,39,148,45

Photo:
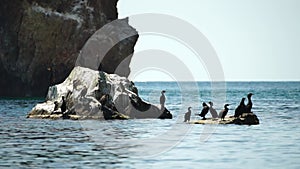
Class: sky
117,0,300,81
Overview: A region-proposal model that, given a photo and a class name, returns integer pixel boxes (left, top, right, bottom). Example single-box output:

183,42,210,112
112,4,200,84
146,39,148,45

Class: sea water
0,82,299,168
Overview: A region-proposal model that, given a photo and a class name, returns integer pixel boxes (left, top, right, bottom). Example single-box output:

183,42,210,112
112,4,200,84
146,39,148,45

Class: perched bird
199,102,209,120
53,101,59,111
245,93,254,113
219,104,230,121
208,101,218,118
234,98,246,117
61,96,67,113
184,107,192,122
160,90,166,111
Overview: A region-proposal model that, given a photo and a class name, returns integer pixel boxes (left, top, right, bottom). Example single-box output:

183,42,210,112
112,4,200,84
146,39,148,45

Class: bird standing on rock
160,90,166,111
234,98,246,117
199,102,209,120
245,93,254,113
184,107,192,122
219,104,230,121
208,101,218,118
61,96,67,113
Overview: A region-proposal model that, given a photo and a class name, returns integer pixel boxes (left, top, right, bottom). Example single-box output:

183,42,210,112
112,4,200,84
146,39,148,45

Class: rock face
192,113,259,125
27,66,172,120
0,0,138,97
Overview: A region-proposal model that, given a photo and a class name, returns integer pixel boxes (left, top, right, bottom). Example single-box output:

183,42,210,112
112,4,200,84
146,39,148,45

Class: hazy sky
118,0,300,81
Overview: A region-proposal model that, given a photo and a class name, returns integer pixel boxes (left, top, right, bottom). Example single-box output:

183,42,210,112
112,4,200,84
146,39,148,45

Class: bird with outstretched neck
245,93,254,113
234,98,246,117
219,104,230,121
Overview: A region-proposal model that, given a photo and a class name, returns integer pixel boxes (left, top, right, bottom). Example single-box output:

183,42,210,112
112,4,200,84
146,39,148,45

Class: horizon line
132,80,300,82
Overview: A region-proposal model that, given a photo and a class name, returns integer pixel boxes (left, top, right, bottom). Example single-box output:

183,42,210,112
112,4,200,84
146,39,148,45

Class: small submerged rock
27,66,172,120
191,112,259,125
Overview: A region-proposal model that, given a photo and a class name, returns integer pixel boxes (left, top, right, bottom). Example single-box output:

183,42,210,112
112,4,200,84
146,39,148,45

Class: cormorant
199,102,209,120
160,90,166,111
54,101,59,111
184,107,192,122
219,104,230,121
234,98,246,117
208,101,218,118
61,96,67,113
245,93,254,113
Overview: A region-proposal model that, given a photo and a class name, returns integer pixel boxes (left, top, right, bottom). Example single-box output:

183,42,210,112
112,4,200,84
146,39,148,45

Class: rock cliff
0,0,138,97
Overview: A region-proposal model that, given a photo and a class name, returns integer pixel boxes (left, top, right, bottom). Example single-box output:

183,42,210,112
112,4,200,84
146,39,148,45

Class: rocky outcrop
192,113,259,125
0,0,138,97
27,66,172,120
232,113,260,125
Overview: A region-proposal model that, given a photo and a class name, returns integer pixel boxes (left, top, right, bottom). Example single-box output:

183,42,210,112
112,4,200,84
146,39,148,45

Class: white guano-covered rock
28,66,171,120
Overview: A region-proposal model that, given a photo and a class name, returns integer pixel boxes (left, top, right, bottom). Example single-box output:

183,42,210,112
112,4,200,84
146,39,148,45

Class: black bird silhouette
199,102,209,120
61,96,67,113
245,93,254,113
184,107,192,122
234,98,246,117
219,104,230,121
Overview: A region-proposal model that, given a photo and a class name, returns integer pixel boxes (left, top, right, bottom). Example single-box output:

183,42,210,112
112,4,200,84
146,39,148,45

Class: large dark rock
0,0,138,97
233,113,260,125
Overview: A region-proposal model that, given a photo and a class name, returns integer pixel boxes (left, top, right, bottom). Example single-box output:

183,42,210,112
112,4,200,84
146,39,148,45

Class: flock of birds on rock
184,93,254,122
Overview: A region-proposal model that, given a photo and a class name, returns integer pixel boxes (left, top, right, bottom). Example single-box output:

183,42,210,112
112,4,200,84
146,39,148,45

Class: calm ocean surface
1,82,300,169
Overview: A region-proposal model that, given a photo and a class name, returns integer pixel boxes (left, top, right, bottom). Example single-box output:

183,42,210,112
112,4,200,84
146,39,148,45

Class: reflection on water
0,82,300,168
